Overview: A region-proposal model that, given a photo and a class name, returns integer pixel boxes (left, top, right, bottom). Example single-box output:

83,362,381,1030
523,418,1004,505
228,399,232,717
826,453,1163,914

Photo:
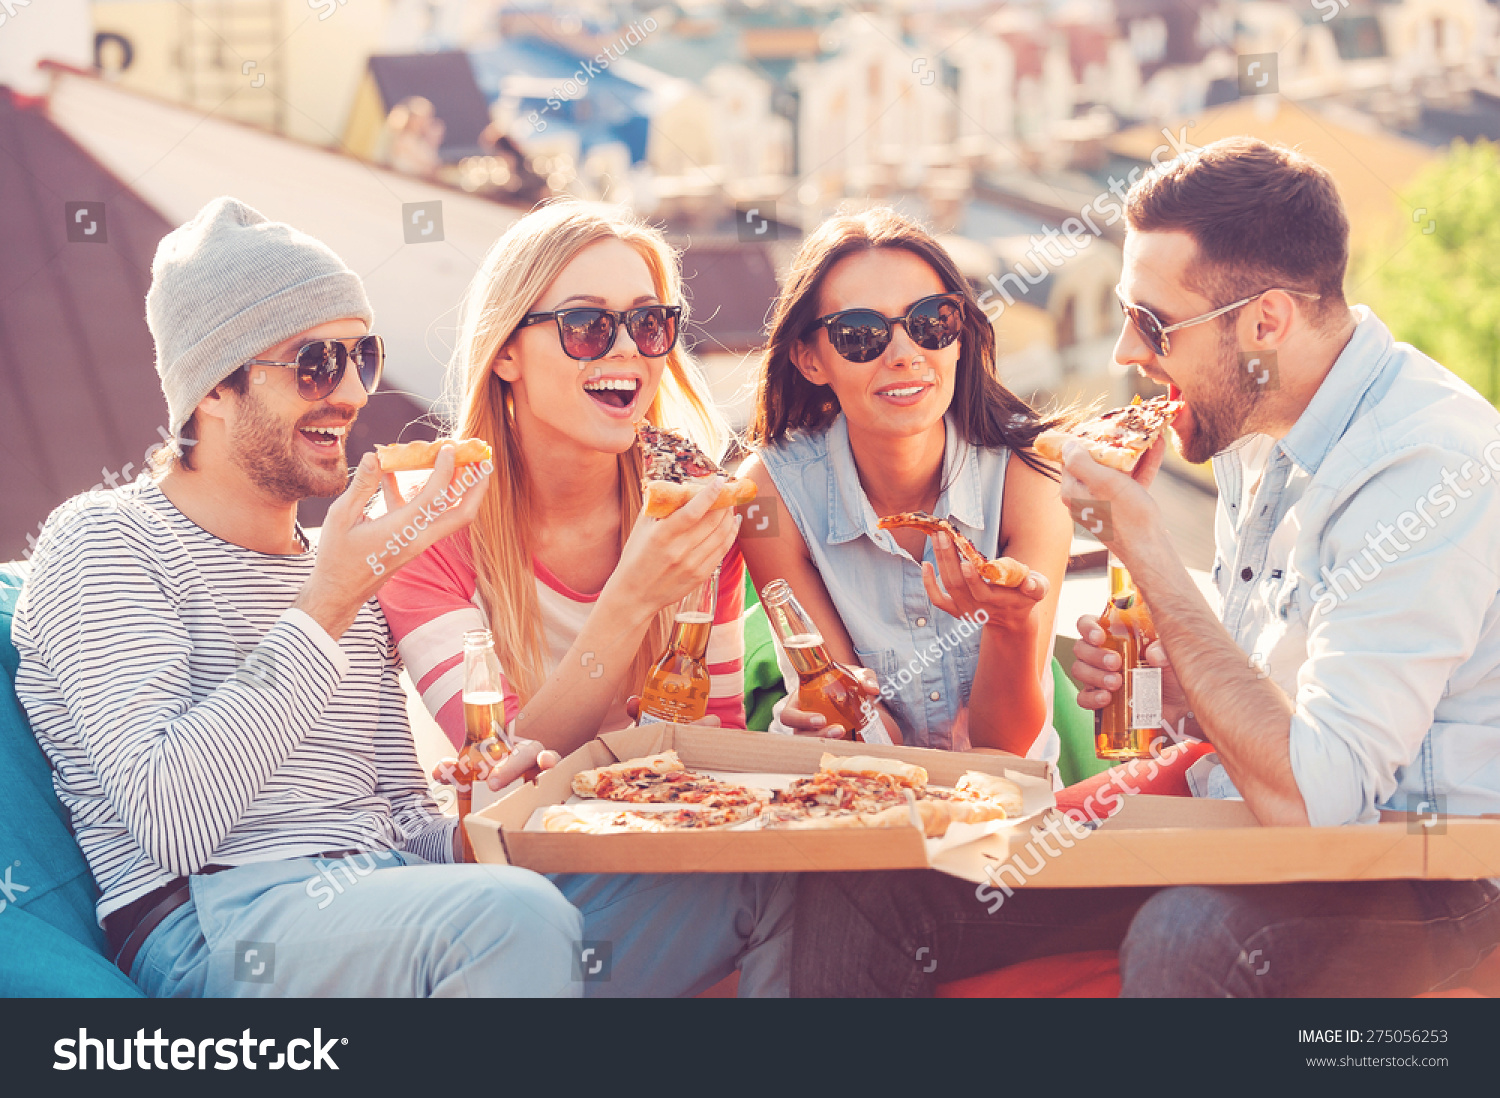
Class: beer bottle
454,628,513,861
638,568,718,725
1094,553,1161,760
760,579,890,745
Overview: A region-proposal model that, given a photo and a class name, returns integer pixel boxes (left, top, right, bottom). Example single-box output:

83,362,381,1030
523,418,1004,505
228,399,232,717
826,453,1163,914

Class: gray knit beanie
146,196,374,438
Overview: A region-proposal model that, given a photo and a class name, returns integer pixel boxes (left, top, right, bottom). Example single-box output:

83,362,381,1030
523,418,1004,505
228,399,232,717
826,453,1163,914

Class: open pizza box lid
465,724,1057,875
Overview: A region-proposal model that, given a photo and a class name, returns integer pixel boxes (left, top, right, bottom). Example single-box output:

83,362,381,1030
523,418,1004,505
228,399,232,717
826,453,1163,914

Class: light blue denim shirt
758,412,1059,762
1197,305,1500,826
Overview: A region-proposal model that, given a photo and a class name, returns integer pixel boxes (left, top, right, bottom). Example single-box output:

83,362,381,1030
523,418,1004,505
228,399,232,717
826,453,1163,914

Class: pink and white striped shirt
379,529,746,749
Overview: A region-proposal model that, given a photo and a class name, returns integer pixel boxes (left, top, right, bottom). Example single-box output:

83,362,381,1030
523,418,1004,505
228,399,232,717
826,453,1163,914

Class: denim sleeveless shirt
759,413,1058,762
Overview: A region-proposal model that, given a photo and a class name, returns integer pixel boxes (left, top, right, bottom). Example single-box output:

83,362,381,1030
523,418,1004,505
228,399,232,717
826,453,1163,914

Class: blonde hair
443,199,726,707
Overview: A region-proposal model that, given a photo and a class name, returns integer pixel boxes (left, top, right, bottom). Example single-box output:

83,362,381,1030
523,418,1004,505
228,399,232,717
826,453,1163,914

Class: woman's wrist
594,577,662,636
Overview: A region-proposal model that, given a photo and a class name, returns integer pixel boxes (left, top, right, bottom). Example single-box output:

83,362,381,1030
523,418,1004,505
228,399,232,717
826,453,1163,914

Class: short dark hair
1126,137,1349,327
153,365,251,473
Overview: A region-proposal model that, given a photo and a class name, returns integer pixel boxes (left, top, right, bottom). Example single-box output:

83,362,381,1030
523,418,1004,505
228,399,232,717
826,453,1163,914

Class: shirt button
915,617,928,628
1241,567,1253,581
929,691,940,701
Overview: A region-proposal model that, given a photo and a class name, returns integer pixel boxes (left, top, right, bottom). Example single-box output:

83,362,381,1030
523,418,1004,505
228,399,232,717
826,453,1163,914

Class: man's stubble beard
229,386,350,502
1176,324,1266,464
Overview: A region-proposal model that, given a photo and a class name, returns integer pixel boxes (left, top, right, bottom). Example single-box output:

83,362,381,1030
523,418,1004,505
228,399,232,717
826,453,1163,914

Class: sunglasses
517,304,683,362
808,292,966,363
1115,287,1321,357
243,335,385,401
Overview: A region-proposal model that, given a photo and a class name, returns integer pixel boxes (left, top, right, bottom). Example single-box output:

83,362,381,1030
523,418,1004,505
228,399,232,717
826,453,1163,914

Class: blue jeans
551,872,796,997
791,870,1500,996
132,853,583,997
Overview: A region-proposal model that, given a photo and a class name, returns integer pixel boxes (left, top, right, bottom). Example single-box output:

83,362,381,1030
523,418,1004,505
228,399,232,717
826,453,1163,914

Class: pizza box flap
466,725,1051,874
929,794,1500,888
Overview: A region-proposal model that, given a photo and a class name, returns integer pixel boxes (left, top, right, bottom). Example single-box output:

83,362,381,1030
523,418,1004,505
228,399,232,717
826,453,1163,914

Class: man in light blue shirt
790,136,1500,996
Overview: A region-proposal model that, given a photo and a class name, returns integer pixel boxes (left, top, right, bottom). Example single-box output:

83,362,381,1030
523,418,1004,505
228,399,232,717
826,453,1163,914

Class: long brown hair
744,206,1060,477
443,199,725,705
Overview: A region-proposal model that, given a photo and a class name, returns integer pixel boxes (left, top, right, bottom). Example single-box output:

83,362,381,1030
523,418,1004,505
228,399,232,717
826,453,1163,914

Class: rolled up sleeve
1290,445,1500,826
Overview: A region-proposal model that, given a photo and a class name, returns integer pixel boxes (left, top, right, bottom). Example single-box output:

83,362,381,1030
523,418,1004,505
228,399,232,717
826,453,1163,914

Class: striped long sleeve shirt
11,476,455,925
378,529,746,749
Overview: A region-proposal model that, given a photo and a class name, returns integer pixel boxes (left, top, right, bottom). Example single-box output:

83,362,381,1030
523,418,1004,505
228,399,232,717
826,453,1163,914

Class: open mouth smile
583,376,643,416
298,424,349,453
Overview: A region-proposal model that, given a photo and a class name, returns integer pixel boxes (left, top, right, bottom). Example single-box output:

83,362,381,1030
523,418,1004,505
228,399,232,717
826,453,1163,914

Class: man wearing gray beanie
12,196,583,997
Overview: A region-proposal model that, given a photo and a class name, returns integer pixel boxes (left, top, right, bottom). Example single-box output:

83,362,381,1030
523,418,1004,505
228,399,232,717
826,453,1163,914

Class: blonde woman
379,200,792,997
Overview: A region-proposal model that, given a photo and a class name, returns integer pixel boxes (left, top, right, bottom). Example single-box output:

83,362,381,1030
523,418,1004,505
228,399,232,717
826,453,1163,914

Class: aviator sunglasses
242,335,385,401
808,292,966,363
517,304,683,362
1116,286,1321,357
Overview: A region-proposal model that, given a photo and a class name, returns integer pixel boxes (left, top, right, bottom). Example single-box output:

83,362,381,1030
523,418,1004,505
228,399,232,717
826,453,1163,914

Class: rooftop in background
362,52,496,162
0,66,526,552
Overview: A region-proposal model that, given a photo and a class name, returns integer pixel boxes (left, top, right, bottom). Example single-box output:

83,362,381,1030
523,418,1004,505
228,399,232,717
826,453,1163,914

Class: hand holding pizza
606,473,740,619
1058,433,1167,553
921,530,1047,632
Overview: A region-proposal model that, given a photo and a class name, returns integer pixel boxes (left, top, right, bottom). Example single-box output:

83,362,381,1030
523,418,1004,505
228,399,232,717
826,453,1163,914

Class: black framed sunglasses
517,304,683,362
242,335,385,401
1115,286,1321,357
808,292,966,363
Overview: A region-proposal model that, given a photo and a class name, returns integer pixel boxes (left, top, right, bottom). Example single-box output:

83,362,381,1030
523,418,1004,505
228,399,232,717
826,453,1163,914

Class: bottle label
636,711,668,726
855,706,893,746
1130,667,1162,730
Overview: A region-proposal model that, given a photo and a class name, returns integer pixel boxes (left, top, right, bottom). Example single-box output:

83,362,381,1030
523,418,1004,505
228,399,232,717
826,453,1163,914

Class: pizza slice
571,750,771,809
921,770,1025,825
1033,394,1183,473
542,803,760,833
818,753,928,790
375,437,493,472
876,512,1031,587
637,423,757,518
571,750,685,798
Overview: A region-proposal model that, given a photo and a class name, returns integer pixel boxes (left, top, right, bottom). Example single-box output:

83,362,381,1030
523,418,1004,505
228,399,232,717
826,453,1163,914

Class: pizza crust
1034,429,1142,473
1034,396,1182,474
375,438,493,472
818,753,928,789
571,750,685,798
955,770,1025,817
643,476,757,519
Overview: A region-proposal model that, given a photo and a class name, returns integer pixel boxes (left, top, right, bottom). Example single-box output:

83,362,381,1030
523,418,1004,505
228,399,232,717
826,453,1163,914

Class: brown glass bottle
760,579,888,744
1095,554,1161,760
638,568,718,725
453,629,513,861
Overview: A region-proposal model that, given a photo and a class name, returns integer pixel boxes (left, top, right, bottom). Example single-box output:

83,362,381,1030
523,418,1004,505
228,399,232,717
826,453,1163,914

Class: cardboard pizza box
464,724,1056,875
466,724,1500,885
929,794,1500,889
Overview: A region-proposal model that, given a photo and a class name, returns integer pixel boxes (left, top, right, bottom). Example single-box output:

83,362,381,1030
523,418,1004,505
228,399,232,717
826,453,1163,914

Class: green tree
1359,139,1500,405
